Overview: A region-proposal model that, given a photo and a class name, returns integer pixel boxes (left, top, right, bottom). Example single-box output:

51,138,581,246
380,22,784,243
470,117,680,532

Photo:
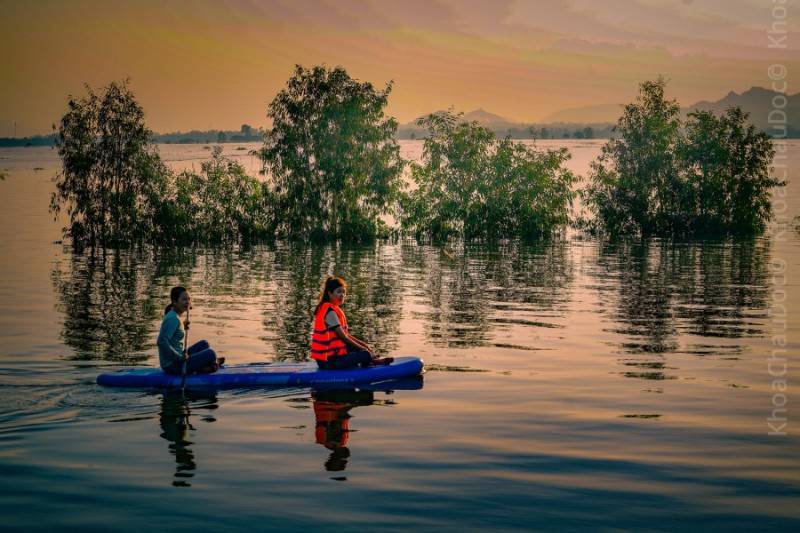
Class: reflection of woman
157,286,224,375
158,390,218,487
310,276,393,370
312,389,375,472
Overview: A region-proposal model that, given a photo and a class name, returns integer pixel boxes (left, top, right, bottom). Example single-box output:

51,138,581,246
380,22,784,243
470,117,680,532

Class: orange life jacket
310,302,348,361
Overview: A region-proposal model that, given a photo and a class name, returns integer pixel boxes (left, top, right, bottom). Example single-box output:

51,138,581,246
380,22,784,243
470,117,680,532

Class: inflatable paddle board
97,356,424,389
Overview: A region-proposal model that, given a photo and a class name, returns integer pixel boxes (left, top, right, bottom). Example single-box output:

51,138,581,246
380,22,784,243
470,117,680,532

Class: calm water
0,141,798,531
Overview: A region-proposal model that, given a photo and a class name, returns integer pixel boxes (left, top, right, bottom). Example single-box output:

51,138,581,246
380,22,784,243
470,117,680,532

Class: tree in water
581,76,782,237
679,107,781,234
164,146,270,244
256,65,404,241
50,79,170,246
581,76,683,236
401,110,576,241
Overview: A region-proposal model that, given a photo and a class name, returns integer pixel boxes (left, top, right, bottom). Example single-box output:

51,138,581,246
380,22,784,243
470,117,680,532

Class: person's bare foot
217,357,226,367
370,357,394,366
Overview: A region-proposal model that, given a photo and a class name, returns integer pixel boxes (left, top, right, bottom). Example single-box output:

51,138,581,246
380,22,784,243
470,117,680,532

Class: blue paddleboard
96,356,424,389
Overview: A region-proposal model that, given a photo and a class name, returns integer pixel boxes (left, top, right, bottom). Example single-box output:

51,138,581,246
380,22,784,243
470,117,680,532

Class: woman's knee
186,349,216,371
188,340,210,354
194,348,217,364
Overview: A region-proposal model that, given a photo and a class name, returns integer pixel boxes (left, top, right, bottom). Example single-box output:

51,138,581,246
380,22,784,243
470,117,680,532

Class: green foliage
679,107,781,234
256,64,404,241
401,110,577,240
50,80,170,246
51,81,275,247
159,146,272,244
581,76,782,236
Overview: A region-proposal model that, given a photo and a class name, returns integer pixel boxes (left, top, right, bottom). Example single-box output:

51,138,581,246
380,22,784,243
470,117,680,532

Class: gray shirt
324,308,340,329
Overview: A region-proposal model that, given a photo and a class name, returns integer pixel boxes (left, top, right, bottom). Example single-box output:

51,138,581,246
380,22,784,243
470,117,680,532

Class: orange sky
2,0,798,136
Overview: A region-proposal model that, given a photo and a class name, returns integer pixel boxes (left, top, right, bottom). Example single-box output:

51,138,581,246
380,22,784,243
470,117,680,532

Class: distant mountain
541,103,625,123
461,108,512,127
684,86,800,134
404,108,512,127
397,108,614,139
539,86,800,136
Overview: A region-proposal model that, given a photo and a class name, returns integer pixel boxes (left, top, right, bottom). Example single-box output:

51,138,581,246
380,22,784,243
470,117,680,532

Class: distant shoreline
3,122,799,148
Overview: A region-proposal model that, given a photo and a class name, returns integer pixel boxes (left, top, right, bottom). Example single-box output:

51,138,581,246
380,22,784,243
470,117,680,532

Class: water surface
0,141,798,531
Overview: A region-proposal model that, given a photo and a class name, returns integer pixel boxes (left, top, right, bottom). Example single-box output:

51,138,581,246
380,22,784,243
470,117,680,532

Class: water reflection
310,377,424,478
158,390,218,487
50,237,771,371
264,242,404,361
50,242,405,363
594,238,772,380
51,248,166,361
402,240,573,348
312,389,374,474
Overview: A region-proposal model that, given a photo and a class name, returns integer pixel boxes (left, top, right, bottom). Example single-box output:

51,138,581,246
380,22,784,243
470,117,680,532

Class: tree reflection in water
263,242,404,362
594,237,772,380
51,247,168,362
401,240,574,348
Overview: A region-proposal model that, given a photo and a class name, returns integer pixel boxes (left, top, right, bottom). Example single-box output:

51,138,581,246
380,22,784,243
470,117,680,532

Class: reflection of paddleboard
97,356,424,389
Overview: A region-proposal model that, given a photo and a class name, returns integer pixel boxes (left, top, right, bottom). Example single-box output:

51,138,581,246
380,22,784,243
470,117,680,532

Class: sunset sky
2,0,798,136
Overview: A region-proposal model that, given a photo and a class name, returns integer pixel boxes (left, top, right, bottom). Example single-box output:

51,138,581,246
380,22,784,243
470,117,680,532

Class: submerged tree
52,80,278,246
580,77,683,236
679,107,780,234
401,110,577,241
256,65,404,241
581,76,782,237
50,79,170,246
159,146,271,244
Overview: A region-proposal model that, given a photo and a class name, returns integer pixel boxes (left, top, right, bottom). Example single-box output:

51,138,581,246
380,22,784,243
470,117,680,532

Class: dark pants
164,340,218,375
316,349,373,370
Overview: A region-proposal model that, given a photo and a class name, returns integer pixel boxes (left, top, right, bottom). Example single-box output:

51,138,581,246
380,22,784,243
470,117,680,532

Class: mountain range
3,87,797,146
398,86,800,139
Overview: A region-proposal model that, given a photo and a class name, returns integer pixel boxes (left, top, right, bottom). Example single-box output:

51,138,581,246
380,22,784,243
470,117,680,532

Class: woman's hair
164,286,188,315
314,276,347,316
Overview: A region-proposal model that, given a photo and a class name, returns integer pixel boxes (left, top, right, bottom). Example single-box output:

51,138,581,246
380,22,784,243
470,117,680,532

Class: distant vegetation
0,134,56,147
154,125,262,145
49,71,782,247
579,77,783,237
401,110,576,240
399,117,612,141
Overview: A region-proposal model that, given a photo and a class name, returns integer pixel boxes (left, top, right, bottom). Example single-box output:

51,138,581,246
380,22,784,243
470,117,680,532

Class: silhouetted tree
679,107,781,234
256,64,404,241
401,110,576,240
50,79,170,246
581,76,781,236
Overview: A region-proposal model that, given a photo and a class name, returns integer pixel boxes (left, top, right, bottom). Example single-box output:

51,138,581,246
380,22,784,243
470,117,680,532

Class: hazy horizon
3,0,799,137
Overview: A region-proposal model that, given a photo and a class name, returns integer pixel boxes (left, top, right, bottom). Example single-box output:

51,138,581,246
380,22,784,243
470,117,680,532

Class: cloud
1,0,798,135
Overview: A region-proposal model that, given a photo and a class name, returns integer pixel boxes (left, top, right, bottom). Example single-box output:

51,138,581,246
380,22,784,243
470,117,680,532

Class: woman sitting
157,286,224,375
310,276,393,370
